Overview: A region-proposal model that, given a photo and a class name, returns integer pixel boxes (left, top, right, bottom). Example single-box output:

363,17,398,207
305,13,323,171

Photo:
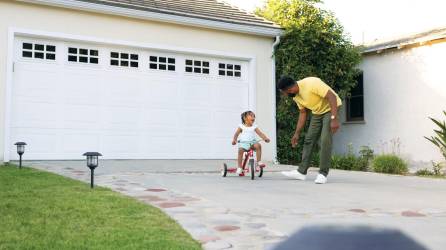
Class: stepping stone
158,202,186,208
174,197,201,202
146,188,167,192
214,225,240,232
349,209,366,213
137,195,166,202
401,211,426,217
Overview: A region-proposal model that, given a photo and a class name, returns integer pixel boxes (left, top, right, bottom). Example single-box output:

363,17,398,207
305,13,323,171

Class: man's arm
291,108,307,147
325,90,340,133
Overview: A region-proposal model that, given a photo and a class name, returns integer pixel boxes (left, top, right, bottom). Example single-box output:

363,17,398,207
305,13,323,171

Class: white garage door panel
143,109,178,127
12,102,59,129
11,128,58,155
146,82,180,108
62,105,101,129
181,136,211,156
61,133,100,153
63,75,103,105
15,73,59,101
215,111,241,134
9,37,251,160
145,136,180,156
217,84,248,110
102,135,139,153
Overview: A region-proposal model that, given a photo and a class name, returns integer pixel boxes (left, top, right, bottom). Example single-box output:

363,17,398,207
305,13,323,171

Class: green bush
425,111,446,161
372,154,408,175
416,161,444,177
415,168,434,176
331,154,368,171
359,146,374,164
330,144,369,172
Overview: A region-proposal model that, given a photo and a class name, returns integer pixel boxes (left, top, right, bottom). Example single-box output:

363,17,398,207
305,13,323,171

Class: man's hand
264,138,270,143
331,119,340,134
232,140,237,145
291,133,299,148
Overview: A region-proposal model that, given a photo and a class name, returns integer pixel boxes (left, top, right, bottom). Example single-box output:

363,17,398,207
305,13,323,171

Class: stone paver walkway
25,160,446,250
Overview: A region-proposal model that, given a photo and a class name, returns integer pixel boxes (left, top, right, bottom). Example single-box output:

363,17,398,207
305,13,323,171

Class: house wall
335,42,446,166
0,1,277,161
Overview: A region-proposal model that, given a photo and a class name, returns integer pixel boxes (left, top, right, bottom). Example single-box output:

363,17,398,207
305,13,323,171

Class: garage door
9,37,250,160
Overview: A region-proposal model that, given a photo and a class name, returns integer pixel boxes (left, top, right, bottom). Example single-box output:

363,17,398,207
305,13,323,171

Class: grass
0,165,201,250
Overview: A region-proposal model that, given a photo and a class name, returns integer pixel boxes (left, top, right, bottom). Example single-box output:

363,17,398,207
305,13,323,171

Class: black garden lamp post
14,142,27,169
82,152,102,188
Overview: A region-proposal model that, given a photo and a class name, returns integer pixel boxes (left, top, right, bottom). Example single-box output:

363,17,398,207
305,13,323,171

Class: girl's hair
241,110,255,124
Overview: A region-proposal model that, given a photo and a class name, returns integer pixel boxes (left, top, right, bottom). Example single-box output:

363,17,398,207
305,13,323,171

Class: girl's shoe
236,167,244,176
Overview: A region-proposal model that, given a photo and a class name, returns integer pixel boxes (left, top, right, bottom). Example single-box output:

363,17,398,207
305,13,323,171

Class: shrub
359,145,374,163
331,154,368,171
415,168,434,176
331,144,369,172
432,161,444,176
417,161,444,176
425,111,446,161
372,154,408,175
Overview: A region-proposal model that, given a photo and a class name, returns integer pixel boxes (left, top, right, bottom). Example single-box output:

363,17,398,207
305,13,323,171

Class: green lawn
0,165,201,250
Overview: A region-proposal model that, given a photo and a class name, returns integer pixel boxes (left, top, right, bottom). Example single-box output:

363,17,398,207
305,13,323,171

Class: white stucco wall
335,42,446,166
0,1,277,161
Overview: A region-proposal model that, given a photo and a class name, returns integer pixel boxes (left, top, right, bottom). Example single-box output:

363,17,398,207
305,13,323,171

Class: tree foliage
256,0,362,164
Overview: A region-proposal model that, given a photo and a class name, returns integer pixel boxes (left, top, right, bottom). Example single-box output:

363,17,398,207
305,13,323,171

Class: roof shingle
76,0,281,29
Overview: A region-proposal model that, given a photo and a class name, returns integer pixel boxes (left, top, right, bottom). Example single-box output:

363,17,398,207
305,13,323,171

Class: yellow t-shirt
293,77,342,115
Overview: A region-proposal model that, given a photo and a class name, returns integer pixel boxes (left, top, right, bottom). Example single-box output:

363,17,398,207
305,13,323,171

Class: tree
256,0,362,164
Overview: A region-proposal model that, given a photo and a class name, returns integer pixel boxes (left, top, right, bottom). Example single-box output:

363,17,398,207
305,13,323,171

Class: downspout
271,35,280,164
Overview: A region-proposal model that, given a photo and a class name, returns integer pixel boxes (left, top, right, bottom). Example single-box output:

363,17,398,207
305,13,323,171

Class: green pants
298,112,333,177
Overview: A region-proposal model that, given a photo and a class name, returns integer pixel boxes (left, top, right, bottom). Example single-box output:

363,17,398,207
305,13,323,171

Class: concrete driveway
26,160,446,250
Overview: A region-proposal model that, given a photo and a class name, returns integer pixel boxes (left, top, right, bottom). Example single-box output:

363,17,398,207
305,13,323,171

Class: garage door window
149,56,175,71
185,59,209,74
68,47,99,64
218,63,241,77
22,42,56,60
110,52,139,68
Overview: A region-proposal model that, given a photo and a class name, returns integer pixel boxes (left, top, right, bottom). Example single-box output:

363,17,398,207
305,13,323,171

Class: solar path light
14,142,27,169
82,152,102,188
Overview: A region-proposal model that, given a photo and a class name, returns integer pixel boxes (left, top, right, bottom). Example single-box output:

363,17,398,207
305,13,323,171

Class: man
278,76,342,184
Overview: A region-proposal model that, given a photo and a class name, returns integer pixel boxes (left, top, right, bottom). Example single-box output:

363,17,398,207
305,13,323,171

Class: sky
222,0,446,44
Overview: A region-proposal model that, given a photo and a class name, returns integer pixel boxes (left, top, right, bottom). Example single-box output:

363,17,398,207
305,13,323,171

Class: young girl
231,111,270,175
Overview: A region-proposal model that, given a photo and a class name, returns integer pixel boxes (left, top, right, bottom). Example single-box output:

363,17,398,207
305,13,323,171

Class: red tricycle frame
221,146,265,180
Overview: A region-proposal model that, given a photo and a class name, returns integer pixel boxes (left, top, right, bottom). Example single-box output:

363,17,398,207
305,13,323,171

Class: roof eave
362,33,446,54
18,0,284,37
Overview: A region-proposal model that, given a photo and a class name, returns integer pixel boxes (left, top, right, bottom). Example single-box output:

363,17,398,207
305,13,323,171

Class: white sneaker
281,170,306,180
236,168,243,175
314,174,327,184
